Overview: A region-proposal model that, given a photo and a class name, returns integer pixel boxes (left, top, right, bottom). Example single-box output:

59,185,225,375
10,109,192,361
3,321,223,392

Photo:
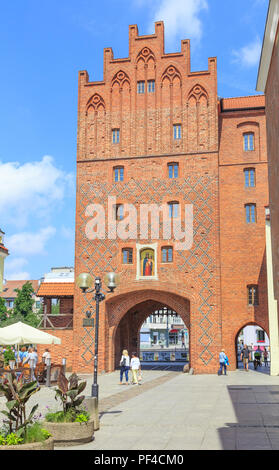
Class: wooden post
46,357,51,387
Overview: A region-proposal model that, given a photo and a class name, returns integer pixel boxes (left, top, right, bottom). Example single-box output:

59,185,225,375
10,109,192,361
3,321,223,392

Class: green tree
0,297,8,322
13,282,35,318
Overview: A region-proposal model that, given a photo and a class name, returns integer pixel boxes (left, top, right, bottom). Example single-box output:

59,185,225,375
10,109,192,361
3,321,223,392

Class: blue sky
0,0,268,280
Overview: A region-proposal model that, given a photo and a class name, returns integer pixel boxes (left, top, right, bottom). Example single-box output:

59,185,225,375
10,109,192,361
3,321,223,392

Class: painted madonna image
141,249,155,276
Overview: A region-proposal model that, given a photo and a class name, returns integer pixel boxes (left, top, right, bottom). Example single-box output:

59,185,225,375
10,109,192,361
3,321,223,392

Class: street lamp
77,272,120,399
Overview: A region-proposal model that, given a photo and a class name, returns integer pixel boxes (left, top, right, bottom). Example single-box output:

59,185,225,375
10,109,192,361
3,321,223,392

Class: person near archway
263,347,268,367
119,349,130,385
241,344,251,371
130,352,141,385
218,349,229,376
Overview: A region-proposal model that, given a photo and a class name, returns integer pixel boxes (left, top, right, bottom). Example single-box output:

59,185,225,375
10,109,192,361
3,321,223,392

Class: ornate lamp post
77,272,120,400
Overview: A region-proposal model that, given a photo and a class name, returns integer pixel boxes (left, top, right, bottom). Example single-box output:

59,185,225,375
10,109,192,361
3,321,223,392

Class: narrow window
114,166,124,182
122,248,133,264
115,204,124,221
137,81,145,94
247,285,259,306
245,203,256,223
161,246,173,263
148,80,155,93
112,129,120,144
168,201,179,219
244,133,255,151
168,163,179,179
244,168,255,188
173,124,182,140
256,329,265,342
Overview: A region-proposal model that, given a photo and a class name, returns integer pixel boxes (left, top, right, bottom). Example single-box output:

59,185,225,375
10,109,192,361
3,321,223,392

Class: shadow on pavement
218,384,279,450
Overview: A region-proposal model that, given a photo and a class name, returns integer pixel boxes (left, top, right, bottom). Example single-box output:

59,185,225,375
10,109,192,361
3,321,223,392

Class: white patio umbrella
0,321,61,345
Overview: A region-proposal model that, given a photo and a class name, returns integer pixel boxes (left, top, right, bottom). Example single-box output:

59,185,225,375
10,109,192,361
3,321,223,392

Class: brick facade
45,22,269,374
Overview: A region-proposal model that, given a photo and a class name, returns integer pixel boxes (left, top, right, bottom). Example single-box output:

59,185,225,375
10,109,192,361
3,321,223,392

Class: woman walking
130,352,141,385
119,349,130,385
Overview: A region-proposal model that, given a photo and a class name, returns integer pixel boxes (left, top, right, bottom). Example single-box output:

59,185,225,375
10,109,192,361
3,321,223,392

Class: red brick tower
69,23,268,374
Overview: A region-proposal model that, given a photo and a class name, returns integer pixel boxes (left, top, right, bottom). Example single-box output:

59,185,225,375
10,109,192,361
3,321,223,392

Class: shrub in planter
3,347,15,367
43,372,94,446
0,371,53,450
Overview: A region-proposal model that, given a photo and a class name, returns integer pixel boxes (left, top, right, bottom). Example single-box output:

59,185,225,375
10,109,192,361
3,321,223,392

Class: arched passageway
235,323,270,372
105,289,190,372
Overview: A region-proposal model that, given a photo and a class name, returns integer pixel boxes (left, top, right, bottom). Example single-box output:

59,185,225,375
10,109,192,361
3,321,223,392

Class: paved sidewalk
59,369,279,451
0,368,174,421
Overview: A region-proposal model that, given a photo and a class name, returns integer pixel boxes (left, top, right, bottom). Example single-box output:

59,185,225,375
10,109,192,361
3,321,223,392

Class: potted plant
43,372,94,446
0,371,53,450
3,347,16,369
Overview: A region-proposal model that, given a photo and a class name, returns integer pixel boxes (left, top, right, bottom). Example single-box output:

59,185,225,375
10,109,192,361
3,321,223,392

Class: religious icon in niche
140,249,155,276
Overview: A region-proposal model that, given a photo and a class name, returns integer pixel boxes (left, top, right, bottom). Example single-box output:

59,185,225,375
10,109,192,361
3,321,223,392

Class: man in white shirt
42,349,51,364
130,352,141,385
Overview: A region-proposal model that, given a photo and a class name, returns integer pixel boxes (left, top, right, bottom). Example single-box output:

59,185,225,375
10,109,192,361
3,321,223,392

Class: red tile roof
37,282,74,297
0,244,9,255
221,95,265,111
0,280,39,299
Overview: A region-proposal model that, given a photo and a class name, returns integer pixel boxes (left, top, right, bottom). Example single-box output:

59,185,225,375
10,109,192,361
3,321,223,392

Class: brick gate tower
69,22,268,374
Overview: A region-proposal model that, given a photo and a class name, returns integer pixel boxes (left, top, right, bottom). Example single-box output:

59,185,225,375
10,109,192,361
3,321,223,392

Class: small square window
161,247,173,263
122,248,133,264
137,81,145,94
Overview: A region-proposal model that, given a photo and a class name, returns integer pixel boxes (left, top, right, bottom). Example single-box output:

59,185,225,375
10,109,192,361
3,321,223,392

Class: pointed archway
105,289,190,372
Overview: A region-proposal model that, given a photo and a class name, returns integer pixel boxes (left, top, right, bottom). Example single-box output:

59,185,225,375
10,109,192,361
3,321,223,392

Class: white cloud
4,257,30,281
139,0,208,46
6,227,56,257
0,155,74,227
232,37,262,68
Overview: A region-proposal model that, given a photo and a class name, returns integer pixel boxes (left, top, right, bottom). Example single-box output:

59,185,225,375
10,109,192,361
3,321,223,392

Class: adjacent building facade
257,0,279,374
40,22,269,374
0,280,41,312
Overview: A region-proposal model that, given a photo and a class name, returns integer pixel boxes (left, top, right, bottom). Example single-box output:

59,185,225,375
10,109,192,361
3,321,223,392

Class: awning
169,329,179,333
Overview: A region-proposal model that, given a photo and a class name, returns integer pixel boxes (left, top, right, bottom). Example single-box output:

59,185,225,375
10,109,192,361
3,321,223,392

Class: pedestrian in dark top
241,344,251,371
263,347,269,367
119,349,130,385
